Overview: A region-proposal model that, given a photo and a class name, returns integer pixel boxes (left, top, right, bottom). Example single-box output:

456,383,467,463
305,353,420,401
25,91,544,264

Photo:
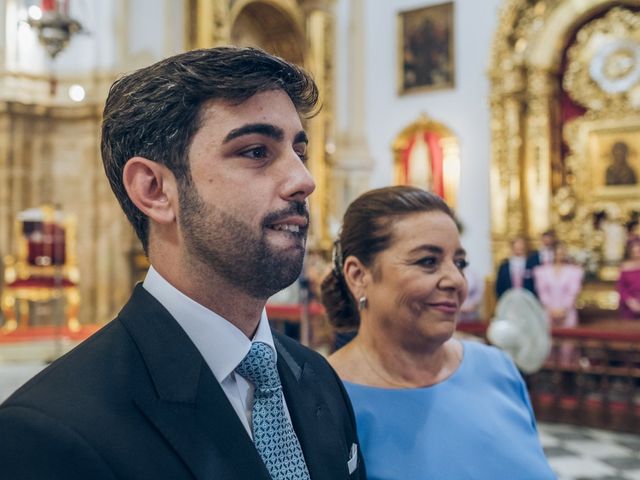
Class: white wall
4,0,183,76
336,0,503,279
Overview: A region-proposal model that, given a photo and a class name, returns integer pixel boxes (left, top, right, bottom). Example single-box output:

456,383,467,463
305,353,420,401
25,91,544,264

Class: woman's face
630,242,640,261
554,243,569,263
363,211,468,349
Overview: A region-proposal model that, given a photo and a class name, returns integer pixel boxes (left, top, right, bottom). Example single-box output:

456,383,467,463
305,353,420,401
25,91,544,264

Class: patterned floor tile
539,423,640,480
601,458,640,471
545,446,580,457
622,469,640,480
563,440,636,458
547,456,618,478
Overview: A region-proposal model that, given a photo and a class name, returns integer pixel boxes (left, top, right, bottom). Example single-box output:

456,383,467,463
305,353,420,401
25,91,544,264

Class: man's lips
267,216,309,234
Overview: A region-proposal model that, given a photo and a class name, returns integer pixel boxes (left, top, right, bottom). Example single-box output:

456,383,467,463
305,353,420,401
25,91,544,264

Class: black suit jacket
496,257,537,299
495,259,512,299
0,285,365,480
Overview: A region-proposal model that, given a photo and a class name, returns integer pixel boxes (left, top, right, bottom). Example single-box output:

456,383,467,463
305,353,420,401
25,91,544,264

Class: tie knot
235,342,280,393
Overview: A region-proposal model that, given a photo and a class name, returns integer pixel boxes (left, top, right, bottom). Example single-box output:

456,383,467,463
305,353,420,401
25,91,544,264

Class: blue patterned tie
235,342,311,480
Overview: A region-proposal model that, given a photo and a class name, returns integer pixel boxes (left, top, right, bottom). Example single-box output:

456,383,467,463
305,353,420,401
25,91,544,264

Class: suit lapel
120,285,271,480
274,336,349,480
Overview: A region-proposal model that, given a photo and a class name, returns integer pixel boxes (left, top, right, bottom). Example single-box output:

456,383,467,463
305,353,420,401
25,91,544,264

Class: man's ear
343,255,371,299
122,157,177,225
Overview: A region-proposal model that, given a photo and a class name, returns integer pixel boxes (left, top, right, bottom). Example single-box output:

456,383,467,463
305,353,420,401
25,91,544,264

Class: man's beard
178,185,308,299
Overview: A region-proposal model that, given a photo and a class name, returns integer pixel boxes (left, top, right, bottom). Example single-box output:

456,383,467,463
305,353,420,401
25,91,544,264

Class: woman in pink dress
533,242,584,328
533,242,584,365
618,238,640,319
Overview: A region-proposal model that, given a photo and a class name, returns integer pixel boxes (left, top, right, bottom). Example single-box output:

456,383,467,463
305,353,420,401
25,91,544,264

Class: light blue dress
344,341,555,480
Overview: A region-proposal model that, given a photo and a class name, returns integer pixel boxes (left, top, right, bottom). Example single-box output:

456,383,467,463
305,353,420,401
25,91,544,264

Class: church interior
1,0,640,478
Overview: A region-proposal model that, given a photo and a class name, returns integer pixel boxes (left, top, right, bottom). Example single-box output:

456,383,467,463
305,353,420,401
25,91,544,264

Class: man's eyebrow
223,123,285,143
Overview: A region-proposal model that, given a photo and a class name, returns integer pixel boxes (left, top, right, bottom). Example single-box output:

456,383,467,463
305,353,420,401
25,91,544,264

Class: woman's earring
358,296,368,311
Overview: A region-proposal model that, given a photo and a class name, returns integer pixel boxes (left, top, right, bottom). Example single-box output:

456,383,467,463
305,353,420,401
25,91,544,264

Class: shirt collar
142,266,276,383
510,256,526,267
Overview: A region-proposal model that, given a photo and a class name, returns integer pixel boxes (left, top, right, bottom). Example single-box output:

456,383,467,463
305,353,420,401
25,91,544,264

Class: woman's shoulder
462,340,505,360
532,263,551,276
564,263,584,277
620,262,640,273
460,340,510,370
461,341,519,377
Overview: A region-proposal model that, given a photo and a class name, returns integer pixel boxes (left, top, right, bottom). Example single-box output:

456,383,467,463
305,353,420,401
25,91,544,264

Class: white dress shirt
509,256,526,288
143,266,291,438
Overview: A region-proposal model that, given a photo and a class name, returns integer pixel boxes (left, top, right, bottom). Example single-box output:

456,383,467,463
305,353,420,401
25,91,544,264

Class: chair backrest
22,219,66,266
6,206,78,284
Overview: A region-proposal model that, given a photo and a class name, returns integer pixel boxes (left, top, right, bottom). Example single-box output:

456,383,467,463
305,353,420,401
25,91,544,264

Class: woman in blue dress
321,186,555,480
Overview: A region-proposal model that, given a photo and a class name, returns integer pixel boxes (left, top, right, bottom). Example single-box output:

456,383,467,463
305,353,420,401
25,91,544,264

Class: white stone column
331,0,373,231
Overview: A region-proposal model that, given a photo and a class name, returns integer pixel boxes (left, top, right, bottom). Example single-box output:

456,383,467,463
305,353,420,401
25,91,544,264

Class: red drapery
425,131,444,198
402,131,445,199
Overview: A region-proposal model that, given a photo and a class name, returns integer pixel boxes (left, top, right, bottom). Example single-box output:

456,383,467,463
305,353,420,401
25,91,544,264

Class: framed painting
397,2,455,94
587,125,640,198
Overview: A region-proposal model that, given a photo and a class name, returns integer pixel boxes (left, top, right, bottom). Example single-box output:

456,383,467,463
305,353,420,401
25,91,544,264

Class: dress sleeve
558,266,584,310
498,350,539,431
532,267,551,309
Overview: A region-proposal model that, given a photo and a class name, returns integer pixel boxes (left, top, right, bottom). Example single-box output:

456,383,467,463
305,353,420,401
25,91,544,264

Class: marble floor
1,361,639,479
539,422,640,480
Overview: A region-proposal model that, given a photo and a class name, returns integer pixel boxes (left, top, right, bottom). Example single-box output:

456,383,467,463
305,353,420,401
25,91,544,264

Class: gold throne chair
1,206,80,332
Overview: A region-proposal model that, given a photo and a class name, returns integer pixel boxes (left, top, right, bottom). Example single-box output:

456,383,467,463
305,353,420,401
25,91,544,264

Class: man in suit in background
524,229,556,296
495,236,528,300
0,47,364,480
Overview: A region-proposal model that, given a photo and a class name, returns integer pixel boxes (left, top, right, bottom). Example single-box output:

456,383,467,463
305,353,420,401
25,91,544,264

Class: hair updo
320,185,455,330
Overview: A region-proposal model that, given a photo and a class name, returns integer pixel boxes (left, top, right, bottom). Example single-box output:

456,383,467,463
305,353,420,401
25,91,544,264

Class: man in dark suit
0,47,365,480
495,236,528,299
524,229,556,295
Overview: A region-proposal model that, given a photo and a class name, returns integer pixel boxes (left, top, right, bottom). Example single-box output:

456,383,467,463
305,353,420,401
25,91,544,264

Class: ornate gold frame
396,1,455,95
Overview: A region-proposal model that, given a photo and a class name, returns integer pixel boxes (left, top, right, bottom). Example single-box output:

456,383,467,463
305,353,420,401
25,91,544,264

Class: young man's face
512,238,526,256
178,89,316,299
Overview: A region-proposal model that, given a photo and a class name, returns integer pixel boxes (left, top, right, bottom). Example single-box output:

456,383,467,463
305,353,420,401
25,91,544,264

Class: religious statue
601,217,627,263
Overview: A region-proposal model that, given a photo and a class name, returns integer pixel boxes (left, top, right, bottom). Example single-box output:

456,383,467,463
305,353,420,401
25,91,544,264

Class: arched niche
229,1,306,64
489,0,640,311
392,114,460,209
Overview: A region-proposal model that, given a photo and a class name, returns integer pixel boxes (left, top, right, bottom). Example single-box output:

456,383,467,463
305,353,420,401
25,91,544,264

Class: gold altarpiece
489,0,640,312
185,0,336,250
0,100,135,325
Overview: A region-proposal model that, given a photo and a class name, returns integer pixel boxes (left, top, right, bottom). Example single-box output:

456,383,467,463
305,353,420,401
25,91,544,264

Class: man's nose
281,152,316,202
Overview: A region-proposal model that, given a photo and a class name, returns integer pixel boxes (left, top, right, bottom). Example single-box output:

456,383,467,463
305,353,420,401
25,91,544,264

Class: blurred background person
525,229,556,295
321,186,554,480
617,237,640,319
532,241,584,329
459,264,484,323
495,236,528,300
533,241,584,365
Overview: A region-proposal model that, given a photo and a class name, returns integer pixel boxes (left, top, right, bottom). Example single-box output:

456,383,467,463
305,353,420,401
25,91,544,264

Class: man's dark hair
101,46,319,252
